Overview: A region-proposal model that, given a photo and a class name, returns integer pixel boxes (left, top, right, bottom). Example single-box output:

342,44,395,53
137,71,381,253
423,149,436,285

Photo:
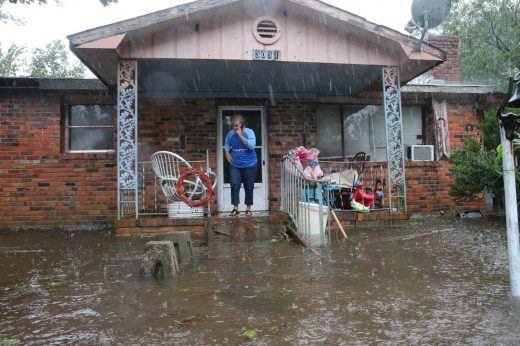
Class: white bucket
167,201,203,218
297,202,329,245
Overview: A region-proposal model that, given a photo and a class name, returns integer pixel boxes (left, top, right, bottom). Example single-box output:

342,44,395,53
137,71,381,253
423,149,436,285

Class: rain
1,0,520,344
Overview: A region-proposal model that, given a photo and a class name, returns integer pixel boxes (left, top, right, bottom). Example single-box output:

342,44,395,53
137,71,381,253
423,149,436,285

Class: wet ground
1,216,519,345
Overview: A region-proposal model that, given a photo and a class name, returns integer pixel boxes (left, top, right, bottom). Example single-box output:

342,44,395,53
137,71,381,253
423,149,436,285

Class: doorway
217,106,268,212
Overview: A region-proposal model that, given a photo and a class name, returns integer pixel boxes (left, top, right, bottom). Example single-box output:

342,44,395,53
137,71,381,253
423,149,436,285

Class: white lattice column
382,66,406,212
117,60,138,219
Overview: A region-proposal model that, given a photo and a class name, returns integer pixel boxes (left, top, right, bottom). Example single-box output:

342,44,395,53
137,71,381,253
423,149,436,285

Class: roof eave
67,0,240,47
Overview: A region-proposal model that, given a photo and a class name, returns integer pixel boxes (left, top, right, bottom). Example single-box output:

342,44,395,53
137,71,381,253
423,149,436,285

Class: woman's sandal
244,210,253,216
229,209,239,216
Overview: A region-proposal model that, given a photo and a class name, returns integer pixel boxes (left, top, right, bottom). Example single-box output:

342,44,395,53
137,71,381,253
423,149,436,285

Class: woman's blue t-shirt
224,128,258,168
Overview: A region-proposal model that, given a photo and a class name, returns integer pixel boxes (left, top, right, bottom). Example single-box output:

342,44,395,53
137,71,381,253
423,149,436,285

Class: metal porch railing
132,150,213,218
280,156,394,246
280,156,330,246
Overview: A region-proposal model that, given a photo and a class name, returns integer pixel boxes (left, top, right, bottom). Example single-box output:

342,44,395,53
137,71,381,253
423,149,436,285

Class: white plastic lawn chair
150,151,217,204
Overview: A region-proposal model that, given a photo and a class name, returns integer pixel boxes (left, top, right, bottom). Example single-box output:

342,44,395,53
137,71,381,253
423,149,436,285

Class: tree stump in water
140,241,179,278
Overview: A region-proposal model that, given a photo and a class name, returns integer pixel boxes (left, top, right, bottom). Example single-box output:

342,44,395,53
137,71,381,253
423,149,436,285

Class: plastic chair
150,151,216,203
352,152,367,162
351,151,367,178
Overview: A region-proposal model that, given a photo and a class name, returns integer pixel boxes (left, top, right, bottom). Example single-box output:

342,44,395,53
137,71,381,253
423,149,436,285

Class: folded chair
150,151,217,204
351,151,368,179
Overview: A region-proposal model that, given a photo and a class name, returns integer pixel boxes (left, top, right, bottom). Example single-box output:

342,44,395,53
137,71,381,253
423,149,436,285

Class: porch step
114,212,289,237
212,211,288,224
113,211,408,237
114,216,207,236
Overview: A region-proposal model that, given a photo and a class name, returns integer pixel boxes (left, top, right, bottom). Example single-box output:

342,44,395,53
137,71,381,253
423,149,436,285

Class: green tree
449,137,502,200
442,0,520,90
28,40,85,78
478,108,501,150
0,43,25,76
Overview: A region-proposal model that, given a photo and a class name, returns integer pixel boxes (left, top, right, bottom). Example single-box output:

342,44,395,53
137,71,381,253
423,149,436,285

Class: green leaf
48,281,63,288
0,44,26,76
244,329,257,340
449,137,503,200
28,39,86,78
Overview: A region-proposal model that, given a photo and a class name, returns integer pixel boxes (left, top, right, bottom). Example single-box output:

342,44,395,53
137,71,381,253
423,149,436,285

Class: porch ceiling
137,59,384,99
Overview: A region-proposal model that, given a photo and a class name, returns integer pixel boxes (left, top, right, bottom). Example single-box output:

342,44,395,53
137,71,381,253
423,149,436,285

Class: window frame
316,104,425,161
63,102,116,154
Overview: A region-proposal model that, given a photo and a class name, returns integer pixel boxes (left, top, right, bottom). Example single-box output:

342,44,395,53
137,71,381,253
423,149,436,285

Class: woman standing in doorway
224,114,258,216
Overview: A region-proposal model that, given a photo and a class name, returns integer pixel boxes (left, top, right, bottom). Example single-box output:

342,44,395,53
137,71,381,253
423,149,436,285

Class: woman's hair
231,114,246,127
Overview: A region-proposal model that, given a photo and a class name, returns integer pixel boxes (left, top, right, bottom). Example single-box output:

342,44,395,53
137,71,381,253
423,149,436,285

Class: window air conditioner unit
410,145,434,161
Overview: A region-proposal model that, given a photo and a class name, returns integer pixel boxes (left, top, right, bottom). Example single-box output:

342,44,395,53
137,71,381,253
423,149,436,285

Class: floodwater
1,216,519,345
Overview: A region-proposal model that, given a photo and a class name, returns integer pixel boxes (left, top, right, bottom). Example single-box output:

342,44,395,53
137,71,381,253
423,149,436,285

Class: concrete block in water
140,241,179,278
162,231,194,263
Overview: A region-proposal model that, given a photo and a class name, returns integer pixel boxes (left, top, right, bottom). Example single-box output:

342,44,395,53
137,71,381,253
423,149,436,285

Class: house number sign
252,49,281,61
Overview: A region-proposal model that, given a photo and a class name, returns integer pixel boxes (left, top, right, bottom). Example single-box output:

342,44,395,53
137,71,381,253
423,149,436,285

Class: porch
115,153,410,239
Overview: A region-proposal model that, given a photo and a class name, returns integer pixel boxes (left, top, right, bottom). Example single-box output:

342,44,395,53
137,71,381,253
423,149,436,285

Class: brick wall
138,98,217,161
387,94,496,215
405,160,485,214
0,89,498,230
0,90,117,230
429,36,460,83
137,98,219,213
266,101,315,210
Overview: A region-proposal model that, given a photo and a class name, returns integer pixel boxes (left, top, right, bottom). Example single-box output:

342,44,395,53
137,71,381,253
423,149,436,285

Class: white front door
217,106,268,212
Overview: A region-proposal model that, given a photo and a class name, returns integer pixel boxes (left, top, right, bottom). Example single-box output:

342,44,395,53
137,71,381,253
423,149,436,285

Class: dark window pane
343,105,378,157
70,105,114,126
70,128,114,150
316,105,342,158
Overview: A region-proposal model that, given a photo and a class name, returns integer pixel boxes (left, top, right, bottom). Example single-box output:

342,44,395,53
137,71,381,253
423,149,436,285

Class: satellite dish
411,0,452,30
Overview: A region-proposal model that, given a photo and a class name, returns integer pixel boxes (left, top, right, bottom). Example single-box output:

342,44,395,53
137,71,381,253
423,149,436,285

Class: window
316,105,423,161
316,105,343,159
65,104,115,152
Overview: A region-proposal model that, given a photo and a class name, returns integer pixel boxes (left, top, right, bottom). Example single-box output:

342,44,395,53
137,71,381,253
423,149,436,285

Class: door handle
263,160,265,165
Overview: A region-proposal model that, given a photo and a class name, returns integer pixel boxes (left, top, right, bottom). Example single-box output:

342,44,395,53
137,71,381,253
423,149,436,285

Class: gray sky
1,0,414,70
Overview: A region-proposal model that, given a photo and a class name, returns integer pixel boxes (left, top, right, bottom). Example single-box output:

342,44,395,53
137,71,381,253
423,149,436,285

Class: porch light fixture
500,72,520,140
507,72,520,107
500,112,520,141
465,123,476,132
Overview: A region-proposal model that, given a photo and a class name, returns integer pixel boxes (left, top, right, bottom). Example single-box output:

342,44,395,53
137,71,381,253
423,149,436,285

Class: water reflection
1,217,519,344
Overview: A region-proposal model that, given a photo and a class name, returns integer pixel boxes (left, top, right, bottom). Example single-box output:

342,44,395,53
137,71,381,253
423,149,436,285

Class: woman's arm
224,131,233,163
239,128,256,150
224,130,232,152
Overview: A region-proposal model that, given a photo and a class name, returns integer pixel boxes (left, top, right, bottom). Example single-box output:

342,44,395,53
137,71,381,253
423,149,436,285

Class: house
0,0,501,231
